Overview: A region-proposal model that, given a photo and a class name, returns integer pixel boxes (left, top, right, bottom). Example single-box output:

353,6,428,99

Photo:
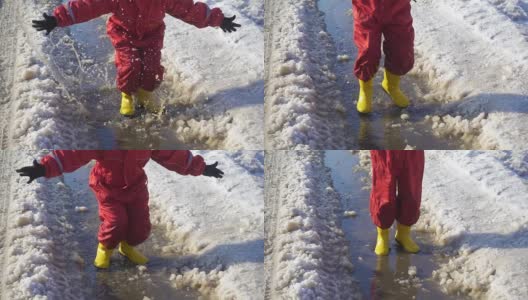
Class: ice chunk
337,55,350,62
74,206,88,213
408,266,417,277
343,211,357,217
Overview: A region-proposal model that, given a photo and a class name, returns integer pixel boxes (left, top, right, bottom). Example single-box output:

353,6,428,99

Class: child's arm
151,150,206,176
166,0,225,29
152,150,224,178
16,151,101,183
32,0,117,35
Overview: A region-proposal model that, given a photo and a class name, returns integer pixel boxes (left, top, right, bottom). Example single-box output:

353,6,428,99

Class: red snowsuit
352,0,414,81
370,150,424,229
41,150,205,249
53,0,224,94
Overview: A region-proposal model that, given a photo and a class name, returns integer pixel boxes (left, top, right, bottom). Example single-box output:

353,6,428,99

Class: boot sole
121,113,136,119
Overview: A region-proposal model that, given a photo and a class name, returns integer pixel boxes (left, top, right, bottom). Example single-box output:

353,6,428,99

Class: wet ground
64,165,204,300
318,0,461,149
324,151,466,299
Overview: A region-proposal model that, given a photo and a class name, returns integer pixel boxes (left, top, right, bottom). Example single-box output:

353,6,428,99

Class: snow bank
2,151,85,299
419,151,528,299
412,1,528,149
6,1,95,149
264,0,348,149
146,151,264,299
265,151,358,298
162,0,264,149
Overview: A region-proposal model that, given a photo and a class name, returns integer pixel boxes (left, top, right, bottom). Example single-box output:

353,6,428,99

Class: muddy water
324,151,464,299
63,166,203,300
58,2,208,149
318,0,461,149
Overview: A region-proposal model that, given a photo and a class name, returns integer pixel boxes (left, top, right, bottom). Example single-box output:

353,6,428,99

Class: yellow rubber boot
94,243,113,269
395,223,420,253
375,227,390,256
356,79,373,113
137,88,161,113
119,241,149,265
120,92,135,117
382,69,410,108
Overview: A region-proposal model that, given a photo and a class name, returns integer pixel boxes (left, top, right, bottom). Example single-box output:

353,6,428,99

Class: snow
264,0,348,149
418,150,528,299
411,0,528,149
265,151,359,298
146,150,264,299
162,0,264,149
6,1,96,149
1,151,85,299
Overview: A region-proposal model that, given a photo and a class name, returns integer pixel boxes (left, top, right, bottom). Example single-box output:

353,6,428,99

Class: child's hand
32,13,58,36
16,160,46,184
220,15,241,33
203,162,224,178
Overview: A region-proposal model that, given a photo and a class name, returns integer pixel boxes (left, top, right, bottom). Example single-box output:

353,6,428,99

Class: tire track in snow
0,0,19,148
0,151,13,300
263,151,284,299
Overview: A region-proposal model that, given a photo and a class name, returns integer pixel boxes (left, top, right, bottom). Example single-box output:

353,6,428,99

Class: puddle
324,151,466,299
58,3,209,150
318,0,461,149
80,87,206,150
63,165,204,300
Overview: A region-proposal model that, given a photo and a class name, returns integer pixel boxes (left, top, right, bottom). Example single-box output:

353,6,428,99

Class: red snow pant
114,46,164,95
91,183,151,249
370,150,424,229
352,0,415,81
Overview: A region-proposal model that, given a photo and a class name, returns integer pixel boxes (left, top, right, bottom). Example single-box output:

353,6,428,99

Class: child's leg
381,1,414,76
124,187,151,246
352,3,383,81
370,150,398,229
139,47,164,92
96,192,128,249
115,47,142,95
395,150,424,226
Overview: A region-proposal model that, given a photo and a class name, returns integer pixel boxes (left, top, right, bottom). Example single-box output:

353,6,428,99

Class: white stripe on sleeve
65,2,76,23
50,152,64,174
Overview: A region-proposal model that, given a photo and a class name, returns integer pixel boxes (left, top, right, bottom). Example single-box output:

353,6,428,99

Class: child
32,0,241,117
16,150,224,268
352,0,414,113
370,150,424,256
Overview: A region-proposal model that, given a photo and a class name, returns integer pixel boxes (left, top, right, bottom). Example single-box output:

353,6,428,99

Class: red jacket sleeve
151,150,205,176
53,0,117,27
166,0,224,28
40,150,100,178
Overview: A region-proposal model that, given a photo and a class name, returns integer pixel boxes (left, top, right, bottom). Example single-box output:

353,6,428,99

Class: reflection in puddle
318,0,460,149
325,151,465,299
